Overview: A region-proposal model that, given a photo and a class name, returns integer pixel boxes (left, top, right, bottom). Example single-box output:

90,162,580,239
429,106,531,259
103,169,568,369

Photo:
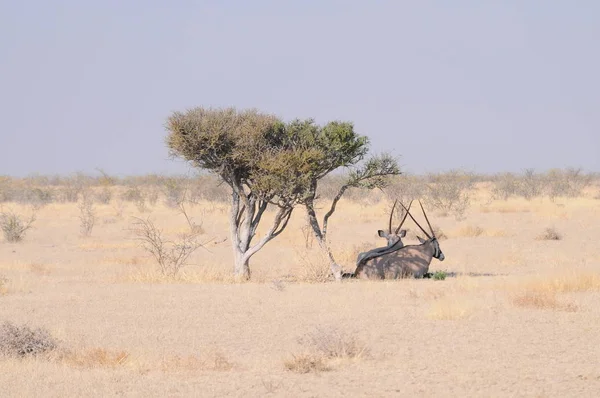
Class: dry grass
120,267,238,284
1,180,600,396
58,348,131,369
453,225,484,237
427,297,473,320
284,352,331,373
160,350,234,373
511,291,578,312
0,274,8,295
517,271,600,293
28,263,52,276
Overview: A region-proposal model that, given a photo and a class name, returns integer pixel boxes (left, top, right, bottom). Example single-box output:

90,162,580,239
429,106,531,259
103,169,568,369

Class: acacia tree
166,107,399,280
282,120,401,280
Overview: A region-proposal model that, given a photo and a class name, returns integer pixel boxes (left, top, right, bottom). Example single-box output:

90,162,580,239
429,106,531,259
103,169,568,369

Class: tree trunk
318,239,342,281
305,201,342,281
233,247,250,280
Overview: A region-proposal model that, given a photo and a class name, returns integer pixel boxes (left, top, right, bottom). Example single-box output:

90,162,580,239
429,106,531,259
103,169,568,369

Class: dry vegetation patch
0,322,57,358
285,327,369,373
120,267,238,284
511,291,578,312
427,297,473,320
0,274,8,295
58,347,131,369
160,350,234,373
535,227,562,241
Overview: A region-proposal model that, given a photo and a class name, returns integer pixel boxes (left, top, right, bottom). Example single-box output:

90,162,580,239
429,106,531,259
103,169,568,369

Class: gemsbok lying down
356,199,413,265
353,200,445,279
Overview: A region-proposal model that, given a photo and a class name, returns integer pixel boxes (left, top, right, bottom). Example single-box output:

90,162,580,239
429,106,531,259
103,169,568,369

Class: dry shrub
536,227,562,241
131,217,208,277
0,209,36,242
454,225,484,237
161,350,233,372
294,249,332,283
284,353,331,373
78,191,96,237
285,327,369,373
512,292,577,312
0,274,8,295
0,321,57,358
285,329,368,373
60,348,130,368
427,298,473,320
29,263,51,276
299,327,369,359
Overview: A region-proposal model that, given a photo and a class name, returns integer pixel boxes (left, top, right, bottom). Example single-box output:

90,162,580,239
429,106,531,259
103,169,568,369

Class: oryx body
353,201,445,280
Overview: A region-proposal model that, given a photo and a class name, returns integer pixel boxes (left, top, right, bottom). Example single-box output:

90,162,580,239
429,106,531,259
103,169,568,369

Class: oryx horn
399,201,432,240
394,200,413,234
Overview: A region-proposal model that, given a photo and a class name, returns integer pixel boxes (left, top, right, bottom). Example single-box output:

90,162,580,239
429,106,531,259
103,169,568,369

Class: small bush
285,327,368,373
0,321,57,357
78,192,96,237
432,270,447,280
284,353,330,373
536,227,562,241
297,327,369,360
0,210,36,242
131,217,208,277
0,274,8,295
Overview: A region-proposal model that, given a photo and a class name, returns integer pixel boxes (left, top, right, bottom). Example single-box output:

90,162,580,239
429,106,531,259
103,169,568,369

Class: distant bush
545,168,592,200
78,191,96,237
424,170,475,220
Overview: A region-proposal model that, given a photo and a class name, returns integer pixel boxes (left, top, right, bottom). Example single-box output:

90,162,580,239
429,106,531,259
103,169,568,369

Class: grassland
1,172,599,397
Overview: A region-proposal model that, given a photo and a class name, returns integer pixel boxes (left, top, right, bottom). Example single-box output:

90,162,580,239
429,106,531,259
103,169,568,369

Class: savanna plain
1,171,600,397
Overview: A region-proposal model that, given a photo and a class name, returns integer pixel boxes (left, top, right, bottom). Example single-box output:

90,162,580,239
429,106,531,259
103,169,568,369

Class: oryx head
400,200,445,261
377,199,413,247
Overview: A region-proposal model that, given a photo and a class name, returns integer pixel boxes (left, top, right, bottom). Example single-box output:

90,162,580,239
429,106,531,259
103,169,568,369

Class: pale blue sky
1,1,598,177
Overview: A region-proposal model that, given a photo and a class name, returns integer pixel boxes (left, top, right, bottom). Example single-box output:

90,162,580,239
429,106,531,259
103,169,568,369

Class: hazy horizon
1,1,598,177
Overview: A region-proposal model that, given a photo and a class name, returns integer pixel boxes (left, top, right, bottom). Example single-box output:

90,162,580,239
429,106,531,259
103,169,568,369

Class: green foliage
165,108,375,206
432,270,447,281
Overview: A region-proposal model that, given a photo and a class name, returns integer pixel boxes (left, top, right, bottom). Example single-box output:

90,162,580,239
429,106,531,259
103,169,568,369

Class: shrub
424,170,474,220
0,210,36,242
432,270,447,280
131,217,207,277
0,321,57,357
78,192,96,237
0,274,8,295
545,167,592,199
536,227,562,241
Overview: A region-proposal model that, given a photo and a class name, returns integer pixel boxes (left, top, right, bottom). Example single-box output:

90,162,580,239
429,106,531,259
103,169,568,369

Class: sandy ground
1,185,600,397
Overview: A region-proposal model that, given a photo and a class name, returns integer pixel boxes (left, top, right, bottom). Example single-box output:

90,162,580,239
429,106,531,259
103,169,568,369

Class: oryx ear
398,229,407,238
377,230,387,238
417,236,426,244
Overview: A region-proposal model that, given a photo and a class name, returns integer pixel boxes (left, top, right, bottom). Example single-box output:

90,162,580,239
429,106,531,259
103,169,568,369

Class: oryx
355,200,413,265
353,200,445,279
